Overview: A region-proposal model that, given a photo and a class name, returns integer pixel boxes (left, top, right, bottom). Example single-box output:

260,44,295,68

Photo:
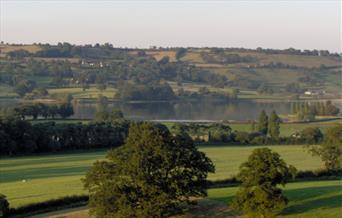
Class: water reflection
72,100,293,121
1,99,340,121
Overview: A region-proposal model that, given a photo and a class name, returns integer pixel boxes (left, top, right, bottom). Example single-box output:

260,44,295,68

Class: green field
48,86,117,99
228,121,339,136
163,120,341,137
0,145,324,208
208,180,342,218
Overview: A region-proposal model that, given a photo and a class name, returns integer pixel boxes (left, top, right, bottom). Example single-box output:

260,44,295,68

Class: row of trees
115,82,176,101
201,52,255,64
171,122,323,145
255,110,281,138
10,103,74,120
291,101,340,121
0,119,129,156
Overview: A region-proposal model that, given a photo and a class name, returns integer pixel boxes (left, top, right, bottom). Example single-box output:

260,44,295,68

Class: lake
1,99,341,121
71,99,342,121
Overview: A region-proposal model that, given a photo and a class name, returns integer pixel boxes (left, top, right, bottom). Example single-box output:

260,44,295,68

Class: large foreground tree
83,122,215,218
232,148,296,218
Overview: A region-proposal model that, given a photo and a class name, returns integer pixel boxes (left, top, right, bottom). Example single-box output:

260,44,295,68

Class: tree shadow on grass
177,199,241,218
282,186,342,216
284,185,342,201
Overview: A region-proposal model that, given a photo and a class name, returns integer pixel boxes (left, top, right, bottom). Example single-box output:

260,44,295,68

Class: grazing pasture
0,145,323,208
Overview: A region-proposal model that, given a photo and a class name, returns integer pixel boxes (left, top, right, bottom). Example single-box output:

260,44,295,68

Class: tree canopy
307,125,342,170
257,110,268,135
232,148,296,218
83,122,215,217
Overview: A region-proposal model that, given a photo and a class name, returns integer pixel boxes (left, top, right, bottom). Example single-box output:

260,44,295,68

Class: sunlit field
0,145,323,208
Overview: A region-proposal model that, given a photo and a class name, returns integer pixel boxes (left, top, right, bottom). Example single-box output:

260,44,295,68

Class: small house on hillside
304,89,325,96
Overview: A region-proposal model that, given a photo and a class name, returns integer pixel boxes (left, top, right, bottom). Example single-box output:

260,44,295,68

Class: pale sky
0,0,341,52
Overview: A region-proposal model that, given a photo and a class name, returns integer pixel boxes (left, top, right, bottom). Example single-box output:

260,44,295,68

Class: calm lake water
71,99,342,121
1,99,341,121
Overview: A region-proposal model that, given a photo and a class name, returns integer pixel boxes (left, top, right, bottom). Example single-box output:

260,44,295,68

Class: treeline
177,87,236,100
9,103,74,119
114,82,176,101
255,47,340,57
170,122,323,145
169,110,325,145
1,101,74,120
0,119,129,156
7,43,128,59
201,52,255,65
291,101,340,121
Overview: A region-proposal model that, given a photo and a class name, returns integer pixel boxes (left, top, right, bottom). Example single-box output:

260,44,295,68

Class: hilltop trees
232,148,296,218
83,122,214,217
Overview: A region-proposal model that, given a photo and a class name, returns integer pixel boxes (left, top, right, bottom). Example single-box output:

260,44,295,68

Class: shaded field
208,180,342,218
0,145,323,208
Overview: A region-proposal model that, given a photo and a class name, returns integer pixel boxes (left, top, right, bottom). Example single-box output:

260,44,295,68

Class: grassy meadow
48,86,117,99
0,145,324,208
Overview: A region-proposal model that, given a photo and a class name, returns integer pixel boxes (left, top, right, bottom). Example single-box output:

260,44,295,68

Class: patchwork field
0,145,324,208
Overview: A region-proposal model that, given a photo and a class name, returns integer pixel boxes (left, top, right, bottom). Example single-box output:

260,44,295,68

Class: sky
0,0,341,52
